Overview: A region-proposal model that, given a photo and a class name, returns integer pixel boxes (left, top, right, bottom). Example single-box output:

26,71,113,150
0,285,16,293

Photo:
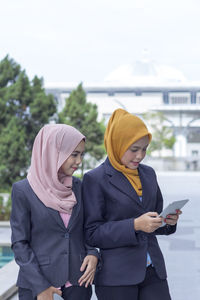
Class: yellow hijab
104,109,152,196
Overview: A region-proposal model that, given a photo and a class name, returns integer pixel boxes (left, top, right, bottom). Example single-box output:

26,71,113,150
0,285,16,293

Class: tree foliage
59,83,105,174
142,111,176,156
0,194,11,220
0,55,57,188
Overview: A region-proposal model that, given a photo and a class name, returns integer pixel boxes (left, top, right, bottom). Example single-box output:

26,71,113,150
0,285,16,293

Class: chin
65,171,74,176
128,165,138,170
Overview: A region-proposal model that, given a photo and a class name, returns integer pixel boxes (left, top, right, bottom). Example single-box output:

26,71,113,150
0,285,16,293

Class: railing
0,222,18,300
0,260,18,300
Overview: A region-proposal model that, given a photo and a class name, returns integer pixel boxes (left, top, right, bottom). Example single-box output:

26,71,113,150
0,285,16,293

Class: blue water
0,246,14,268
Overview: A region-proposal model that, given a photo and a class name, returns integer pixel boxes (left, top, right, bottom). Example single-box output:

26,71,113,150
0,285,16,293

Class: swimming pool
0,246,14,268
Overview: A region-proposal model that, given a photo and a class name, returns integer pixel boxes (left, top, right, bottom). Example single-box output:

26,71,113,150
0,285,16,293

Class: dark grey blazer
83,158,176,286
10,177,98,298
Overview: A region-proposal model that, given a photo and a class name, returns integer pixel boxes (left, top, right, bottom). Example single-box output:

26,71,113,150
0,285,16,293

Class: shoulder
139,163,157,177
83,162,106,180
72,176,82,186
139,163,155,172
12,178,32,194
11,179,34,209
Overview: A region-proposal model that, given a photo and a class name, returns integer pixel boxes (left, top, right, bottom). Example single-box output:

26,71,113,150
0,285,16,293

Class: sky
1,0,200,85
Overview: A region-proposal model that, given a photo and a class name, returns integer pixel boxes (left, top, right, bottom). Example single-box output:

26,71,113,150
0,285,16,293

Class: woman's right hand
37,286,62,300
134,212,162,233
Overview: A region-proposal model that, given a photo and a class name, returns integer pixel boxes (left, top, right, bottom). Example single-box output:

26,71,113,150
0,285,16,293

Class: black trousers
62,285,92,300
95,265,171,300
18,285,92,300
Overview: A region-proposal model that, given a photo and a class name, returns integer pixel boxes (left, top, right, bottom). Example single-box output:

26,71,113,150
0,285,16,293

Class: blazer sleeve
154,184,177,235
10,184,51,298
82,173,138,249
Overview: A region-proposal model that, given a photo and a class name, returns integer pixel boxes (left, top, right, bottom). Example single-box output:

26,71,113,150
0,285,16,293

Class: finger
52,288,62,296
89,274,95,285
165,218,176,225
147,212,159,217
79,269,91,284
153,217,163,223
79,270,94,285
85,274,95,288
79,268,95,286
166,214,178,220
151,218,162,226
80,259,88,272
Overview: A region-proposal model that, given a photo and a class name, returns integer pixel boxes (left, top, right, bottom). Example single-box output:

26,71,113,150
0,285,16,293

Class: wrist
134,218,140,231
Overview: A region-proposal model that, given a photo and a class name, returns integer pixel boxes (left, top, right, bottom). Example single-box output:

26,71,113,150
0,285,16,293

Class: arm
82,173,138,249
10,184,52,298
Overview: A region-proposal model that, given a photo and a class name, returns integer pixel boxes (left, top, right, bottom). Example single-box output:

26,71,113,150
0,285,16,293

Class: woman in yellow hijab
83,109,181,300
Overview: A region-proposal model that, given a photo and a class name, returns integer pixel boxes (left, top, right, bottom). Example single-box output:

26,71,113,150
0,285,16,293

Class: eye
81,152,85,158
130,149,138,152
71,153,78,157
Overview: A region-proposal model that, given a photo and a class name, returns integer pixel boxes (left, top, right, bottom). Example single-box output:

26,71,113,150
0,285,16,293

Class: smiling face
120,135,149,169
60,140,85,176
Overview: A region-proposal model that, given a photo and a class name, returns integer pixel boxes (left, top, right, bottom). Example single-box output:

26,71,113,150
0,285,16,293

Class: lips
71,167,77,171
131,162,139,166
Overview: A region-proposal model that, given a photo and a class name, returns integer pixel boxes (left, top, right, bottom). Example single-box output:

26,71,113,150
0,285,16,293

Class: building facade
45,61,200,170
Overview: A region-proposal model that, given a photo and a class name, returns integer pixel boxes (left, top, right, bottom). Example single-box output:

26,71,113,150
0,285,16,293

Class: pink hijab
27,124,85,214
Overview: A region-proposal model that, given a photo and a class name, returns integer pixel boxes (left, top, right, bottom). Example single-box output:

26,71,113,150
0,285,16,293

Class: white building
45,59,200,170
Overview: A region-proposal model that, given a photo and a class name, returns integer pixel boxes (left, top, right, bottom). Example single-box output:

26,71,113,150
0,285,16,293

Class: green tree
0,194,11,220
59,83,105,175
143,111,176,156
0,55,57,188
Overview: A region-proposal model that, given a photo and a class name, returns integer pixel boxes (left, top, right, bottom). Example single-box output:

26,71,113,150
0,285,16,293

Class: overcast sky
1,0,200,84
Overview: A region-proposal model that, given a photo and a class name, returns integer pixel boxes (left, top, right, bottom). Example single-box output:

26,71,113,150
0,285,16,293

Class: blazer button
65,232,69,239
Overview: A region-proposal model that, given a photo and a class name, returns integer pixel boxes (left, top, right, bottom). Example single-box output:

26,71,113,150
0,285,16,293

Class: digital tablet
159,199,189,227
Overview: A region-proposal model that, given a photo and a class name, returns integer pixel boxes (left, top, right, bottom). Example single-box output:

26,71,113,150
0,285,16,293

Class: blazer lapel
138,165,155,209
47,207,66,230
67,177,81,230
105,158,143,208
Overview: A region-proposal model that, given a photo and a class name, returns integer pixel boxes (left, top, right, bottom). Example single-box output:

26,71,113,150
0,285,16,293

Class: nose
136,150,143,160
76,154,82,165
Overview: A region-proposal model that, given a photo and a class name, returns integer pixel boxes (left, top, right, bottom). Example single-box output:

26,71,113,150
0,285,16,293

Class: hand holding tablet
159,199,189,227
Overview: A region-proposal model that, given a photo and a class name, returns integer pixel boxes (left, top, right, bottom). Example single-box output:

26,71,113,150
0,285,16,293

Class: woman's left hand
78,255,98,287
164,209,182,226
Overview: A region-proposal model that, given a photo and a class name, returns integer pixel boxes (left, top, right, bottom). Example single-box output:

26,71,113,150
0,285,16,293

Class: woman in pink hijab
10,124,99,300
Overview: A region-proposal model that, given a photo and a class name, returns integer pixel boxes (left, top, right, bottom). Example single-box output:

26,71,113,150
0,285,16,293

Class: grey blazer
10,177,98,298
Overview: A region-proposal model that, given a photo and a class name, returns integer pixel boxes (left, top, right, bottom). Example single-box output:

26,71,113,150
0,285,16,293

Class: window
170,96,189,104
192,150,198,156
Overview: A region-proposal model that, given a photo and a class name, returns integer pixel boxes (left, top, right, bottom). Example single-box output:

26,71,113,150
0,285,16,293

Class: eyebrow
72,150,84,154
130,144,149,149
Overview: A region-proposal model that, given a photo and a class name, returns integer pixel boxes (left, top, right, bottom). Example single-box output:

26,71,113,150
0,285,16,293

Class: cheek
122,152,134,164
141,151,146,159
127,152,136,161
61,159,72,171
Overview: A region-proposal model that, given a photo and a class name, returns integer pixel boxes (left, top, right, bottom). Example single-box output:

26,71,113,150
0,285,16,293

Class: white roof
44,59,200,89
